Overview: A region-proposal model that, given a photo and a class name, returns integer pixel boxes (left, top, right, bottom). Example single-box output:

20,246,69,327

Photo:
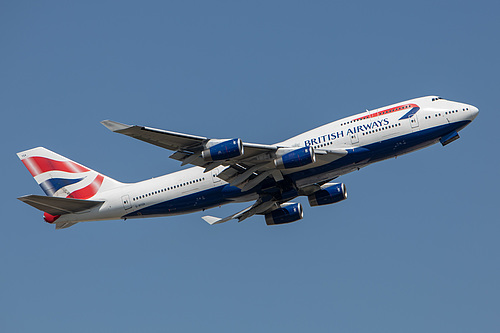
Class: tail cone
43,212,61,223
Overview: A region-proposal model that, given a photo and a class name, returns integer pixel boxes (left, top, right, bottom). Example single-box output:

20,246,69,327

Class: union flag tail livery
17,147,125,229
17,96,479,229
17,147,122,198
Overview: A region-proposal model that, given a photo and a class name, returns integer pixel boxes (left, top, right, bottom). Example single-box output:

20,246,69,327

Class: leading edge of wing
101,120,208,141
101,120,279,162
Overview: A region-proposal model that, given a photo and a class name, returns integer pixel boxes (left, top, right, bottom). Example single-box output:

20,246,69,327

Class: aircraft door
121,195,132,210
350,132,359,144
410,114,419,129
211,169,221,183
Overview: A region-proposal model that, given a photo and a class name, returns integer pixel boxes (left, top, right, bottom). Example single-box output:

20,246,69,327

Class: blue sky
1,1,499,332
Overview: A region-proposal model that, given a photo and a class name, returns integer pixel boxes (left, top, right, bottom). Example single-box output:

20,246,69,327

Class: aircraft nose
469,104,479,121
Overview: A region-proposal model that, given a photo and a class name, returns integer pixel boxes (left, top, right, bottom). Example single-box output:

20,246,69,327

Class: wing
101,120,347,190
101,120,211,152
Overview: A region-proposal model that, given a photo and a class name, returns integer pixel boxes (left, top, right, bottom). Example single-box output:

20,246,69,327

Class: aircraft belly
365,120,470,160
124,185,243,218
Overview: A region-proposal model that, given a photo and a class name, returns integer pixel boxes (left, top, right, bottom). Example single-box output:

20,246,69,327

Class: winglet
202,216,224,225
101,120,132,132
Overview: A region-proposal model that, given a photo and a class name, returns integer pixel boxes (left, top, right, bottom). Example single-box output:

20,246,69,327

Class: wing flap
18,195,104,216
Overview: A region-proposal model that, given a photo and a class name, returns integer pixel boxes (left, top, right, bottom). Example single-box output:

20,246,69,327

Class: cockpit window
432,97,443,101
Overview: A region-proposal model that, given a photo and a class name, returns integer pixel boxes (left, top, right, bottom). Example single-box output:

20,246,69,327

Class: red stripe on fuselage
67,174,104,199
353,103,418,122
22,157,90,177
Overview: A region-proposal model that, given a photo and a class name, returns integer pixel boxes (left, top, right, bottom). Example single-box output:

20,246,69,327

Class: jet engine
265,203,303,225
274,147,315,169
308,183,347,207
202,138,244,161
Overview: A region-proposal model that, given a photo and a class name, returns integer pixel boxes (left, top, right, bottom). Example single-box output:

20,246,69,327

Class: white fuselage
56,96,478,224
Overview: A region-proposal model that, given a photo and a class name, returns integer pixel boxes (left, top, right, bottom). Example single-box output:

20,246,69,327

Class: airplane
17,96,478,229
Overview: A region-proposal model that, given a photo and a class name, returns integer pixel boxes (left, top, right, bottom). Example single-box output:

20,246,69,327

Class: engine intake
202,138,243,161
265,203,303,225
308,183,347,207
274,147,315,169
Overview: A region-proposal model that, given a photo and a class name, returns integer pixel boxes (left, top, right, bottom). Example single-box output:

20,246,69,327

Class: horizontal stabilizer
55,221,78,230
18,195,104,216
202,196,278,225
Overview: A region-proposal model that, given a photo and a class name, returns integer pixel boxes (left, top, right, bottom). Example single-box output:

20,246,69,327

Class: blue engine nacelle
274,147,315,169
202,138,243,161
265,203,303,225
308,183,347,207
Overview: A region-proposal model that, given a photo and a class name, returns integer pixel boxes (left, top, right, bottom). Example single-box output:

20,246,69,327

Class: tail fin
17,147,123,199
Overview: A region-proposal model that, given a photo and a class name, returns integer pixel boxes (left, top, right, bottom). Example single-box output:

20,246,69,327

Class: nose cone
469,105,479,120
469,105,479,121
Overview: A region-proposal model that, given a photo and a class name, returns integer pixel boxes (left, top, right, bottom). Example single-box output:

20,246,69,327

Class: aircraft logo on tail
18,148,109,199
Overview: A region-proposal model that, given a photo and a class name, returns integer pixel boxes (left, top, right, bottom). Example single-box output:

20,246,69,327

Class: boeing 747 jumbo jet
17,96,478,229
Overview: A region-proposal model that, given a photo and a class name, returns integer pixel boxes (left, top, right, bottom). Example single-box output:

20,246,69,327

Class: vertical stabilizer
17,147,123,199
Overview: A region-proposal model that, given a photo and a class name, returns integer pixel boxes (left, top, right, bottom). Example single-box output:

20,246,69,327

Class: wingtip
202,215,222,225
101,120,131,132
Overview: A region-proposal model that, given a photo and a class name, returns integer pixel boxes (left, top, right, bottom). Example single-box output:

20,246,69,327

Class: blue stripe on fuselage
124,184,244,218
398,107,420,120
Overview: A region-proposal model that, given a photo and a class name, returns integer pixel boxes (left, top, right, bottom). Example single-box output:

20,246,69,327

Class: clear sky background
1,1,498,332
